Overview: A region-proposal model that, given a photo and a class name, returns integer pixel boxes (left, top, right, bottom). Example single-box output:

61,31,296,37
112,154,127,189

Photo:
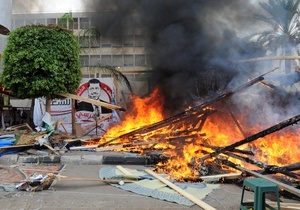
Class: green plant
2,24,82,99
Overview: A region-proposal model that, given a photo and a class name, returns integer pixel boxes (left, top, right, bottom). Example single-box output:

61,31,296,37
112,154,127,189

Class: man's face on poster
88,83,101,100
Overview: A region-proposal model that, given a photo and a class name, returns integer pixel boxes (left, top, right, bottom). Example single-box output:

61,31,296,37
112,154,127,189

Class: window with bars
135,35,145,47
80,55,89,67
70,18,79,30
25,19,35,25
101,55,112,65
124,55,134,66
90,36,100,48
135,54,146,66
90,55,100,66
111,36,122,48
101,36,111,48
36,19,46,25
47,18,56,25
80,17,90,29
79,36,89,48
113,55,122,67
123,35,134,47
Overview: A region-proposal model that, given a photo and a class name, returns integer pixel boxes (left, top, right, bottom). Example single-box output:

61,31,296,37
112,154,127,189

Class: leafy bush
2,24,82,99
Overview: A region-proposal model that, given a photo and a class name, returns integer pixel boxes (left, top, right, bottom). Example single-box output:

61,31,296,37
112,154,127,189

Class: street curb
0,153,151,165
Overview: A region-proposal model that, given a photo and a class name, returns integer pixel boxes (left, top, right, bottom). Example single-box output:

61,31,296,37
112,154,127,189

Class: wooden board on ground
145,169,217,210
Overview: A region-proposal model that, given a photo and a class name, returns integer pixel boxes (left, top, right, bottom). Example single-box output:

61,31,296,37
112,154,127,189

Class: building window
101,55,111,65
124,55,134,66
90,36,100,48
123,35,134,47
47,18,56,25
25,19,35,25
70,18,79,30
111,36,122,48
101,36,111,48
113,55,122,67
80,17,89,29
79,36,89,48
135,54,146,66
90,55,100,66
135,35,145,47
80,55,89,67
36,19,46,25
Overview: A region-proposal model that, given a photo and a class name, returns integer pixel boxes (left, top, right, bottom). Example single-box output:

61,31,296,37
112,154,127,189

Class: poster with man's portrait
75,77,117,135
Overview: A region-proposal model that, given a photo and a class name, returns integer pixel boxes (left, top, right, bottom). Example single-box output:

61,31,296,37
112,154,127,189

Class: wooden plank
69,145,98,150
116,165,133,176
50,174,134,184
145,169,217,210
116,165,142,180
96,145,123,152
57,93,126,111
200,172,242,182
236,166,300,197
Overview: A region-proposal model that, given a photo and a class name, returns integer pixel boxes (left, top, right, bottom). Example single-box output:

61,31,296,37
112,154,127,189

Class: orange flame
101,88,164,143
100,88,300,179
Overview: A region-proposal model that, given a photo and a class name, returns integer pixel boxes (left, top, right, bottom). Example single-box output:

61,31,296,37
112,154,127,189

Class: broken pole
199,113,300,162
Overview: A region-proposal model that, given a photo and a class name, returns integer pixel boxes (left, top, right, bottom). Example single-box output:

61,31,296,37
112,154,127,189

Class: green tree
252,0,300,73
2,24,82,112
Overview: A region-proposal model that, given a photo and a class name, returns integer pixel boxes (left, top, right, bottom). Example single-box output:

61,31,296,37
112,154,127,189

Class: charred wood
217,158,300,198
98,108,214,147
223,152,300,179
262,165,300,180
279,162,300,172
226,105,247,137
198,113,300,162
223,151,265,168
201,143,254,156
99,70,276,147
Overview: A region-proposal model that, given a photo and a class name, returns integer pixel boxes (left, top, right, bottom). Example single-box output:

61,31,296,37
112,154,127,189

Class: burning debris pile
86,68,300,199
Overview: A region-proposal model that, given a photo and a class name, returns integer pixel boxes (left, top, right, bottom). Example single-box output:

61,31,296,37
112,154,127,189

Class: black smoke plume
88,0,264,114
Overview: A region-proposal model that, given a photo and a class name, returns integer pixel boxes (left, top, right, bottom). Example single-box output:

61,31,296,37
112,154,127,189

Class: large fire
99,88,300,179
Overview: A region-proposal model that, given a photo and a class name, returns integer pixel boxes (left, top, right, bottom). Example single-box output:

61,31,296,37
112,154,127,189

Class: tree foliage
253,0,300,51
250,0,300,73
2,24,82,99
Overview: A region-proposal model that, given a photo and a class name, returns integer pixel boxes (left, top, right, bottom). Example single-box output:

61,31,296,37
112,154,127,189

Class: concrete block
81,155,103,165
61,155,82,164
0,154,18,165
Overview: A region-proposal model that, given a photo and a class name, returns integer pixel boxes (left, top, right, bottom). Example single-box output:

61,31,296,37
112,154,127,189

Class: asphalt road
1,151,299,210
0,163,253,210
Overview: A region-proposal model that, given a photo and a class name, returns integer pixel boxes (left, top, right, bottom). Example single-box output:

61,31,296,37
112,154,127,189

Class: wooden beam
200,172,242,182
57,93,126,111
236,166,300,197
199,113,300,162
145,169,217,210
